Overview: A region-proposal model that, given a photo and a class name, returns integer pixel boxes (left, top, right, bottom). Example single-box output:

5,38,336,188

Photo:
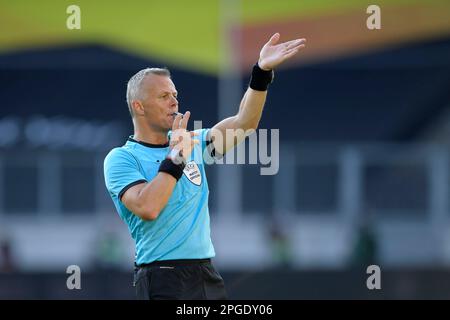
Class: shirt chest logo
183,161,202,186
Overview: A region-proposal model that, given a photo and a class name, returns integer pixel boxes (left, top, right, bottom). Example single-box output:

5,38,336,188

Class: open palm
258,33,306,71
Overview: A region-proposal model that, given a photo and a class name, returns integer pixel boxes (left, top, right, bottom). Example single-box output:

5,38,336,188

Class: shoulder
104,146,135,168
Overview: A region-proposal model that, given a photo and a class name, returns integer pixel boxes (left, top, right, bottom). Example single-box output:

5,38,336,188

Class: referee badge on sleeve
183,161,202,186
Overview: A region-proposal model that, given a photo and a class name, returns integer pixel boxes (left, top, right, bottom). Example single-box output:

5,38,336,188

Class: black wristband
249,62,274,91
158,158,185,181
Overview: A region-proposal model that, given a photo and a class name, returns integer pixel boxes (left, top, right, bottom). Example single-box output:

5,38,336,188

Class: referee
103,33,305,300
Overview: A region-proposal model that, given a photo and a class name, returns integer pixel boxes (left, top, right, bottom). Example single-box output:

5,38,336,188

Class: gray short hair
126,67,171,117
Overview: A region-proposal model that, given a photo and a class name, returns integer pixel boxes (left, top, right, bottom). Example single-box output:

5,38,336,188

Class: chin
166,120,175,130
163,124,172,132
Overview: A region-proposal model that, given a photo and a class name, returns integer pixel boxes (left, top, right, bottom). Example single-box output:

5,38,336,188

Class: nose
170,95,178,104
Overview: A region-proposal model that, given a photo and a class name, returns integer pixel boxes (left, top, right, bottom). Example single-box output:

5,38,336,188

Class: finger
283,43,305,54
190,131,199,137
172,113,183,131
266,33,280,46
191,139,200,146
284,45,304,59
180,111,191,130
284,38,306,51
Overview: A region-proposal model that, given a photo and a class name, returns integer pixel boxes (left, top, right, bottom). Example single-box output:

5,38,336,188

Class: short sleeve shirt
104,129,215,265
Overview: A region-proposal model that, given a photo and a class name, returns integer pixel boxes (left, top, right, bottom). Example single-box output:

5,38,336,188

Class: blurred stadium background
0,0,450,299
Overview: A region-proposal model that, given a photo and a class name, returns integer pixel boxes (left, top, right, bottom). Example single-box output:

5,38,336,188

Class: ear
132,100,145,116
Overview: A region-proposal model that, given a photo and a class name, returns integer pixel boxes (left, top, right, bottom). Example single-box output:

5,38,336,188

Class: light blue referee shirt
103,128,215,265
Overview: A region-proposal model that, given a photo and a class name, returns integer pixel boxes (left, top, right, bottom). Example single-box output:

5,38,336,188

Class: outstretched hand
258,33,306,71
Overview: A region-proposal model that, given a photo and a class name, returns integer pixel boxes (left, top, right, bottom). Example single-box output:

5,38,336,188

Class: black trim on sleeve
118,179,147,201
206,139,224,160
206,139,216,158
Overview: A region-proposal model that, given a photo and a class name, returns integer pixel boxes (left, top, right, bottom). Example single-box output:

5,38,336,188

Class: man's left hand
258,33,306,71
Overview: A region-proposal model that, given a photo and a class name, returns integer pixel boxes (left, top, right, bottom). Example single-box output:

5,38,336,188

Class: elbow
244,122,260,133
248,122,259,131
143,209,160,221
236,116,260,132
138,205,161,221
134,190,163,221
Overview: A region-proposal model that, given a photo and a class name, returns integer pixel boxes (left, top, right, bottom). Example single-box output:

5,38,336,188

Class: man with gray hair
104,33,306,300
126,68,171,118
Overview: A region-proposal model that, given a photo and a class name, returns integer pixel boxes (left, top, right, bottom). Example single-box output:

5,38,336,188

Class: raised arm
209,33,306,156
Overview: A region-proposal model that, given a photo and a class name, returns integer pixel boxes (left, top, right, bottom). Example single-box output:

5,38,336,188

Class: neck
133,123,169,145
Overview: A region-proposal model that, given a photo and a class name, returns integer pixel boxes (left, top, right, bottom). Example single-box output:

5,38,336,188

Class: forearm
210,69,271,155
134,173,177,220
209,33,305,156
236,88,268,131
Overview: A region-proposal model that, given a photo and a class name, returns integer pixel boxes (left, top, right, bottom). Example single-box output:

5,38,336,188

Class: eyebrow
160,90,177,96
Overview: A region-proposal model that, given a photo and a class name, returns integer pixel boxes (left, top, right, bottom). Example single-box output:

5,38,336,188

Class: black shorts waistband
136,258,211,268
